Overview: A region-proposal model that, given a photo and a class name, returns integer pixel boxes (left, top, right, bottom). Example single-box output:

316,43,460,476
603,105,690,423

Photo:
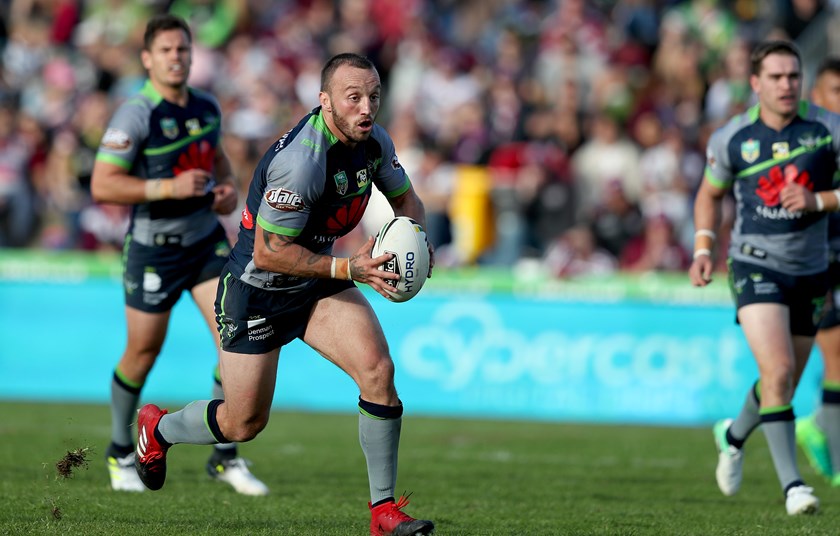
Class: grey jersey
704,102,840,274
95,80,223,247
227,107,410,292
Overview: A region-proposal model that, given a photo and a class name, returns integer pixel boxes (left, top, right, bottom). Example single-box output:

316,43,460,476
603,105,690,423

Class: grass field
2,401,838,535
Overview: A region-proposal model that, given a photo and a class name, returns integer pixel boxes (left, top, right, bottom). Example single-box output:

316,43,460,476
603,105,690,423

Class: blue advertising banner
0,279,823,426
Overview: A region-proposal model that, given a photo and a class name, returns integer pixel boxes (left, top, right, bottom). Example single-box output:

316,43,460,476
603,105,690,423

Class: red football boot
134,404,169,491
369,495,434,536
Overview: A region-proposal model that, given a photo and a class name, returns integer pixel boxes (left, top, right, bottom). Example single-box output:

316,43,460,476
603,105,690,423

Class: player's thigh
302,287,391,384
737,302,794,370
191,277,222,343
217,347,279,424
123,306,170,358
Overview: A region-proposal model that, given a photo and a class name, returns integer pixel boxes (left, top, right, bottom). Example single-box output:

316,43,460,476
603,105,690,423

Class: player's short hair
143,13,192,51
750,40,801,76
816,57,840,80
320,53,377,93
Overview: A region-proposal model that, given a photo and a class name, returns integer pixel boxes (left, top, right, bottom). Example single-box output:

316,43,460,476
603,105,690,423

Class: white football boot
713,418,744,496
785,485,819,515
207,456,269,496
107,452,145,492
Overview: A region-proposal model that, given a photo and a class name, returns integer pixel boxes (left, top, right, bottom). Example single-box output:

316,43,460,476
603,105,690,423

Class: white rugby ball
372,216,430,302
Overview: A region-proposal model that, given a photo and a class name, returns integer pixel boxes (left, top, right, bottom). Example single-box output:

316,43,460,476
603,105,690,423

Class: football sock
816,384,840,474
358,397,402,505
111,368,142,449
728,381,761,449
211,371,237,457
761,406,802,492
158,399,227,445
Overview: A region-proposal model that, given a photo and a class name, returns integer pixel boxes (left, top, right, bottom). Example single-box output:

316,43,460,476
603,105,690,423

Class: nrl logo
334,170,348,195
160,117,178,139
741,139,759,163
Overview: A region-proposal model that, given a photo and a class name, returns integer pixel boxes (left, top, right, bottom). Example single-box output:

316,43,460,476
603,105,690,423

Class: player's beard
330,108,372,145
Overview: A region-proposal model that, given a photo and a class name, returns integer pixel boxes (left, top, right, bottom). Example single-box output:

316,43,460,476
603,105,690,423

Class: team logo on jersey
741,139,760,163
334,171,348,195
265,188,305,211
799,134,818,151
391,155,402,170
186,118,201,136
101,128,132,151
772,142,790,160
161,117,179,139
356,168,369,188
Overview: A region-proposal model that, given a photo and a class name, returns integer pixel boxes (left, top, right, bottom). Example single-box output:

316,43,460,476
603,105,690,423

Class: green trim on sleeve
381,178,411,198
256,214,303,237
703,168,729,189
95,152,133,169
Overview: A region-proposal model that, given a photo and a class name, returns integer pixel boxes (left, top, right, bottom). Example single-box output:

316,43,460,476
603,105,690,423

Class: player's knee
223,416,268,442
357,355,395,392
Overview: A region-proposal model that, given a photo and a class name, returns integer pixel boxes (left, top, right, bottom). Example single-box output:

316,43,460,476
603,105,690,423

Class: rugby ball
372,216,430,302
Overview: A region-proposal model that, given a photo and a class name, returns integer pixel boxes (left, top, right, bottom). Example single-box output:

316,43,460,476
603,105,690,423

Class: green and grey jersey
704,102,840,274
228,106,411,292
95,80,222,247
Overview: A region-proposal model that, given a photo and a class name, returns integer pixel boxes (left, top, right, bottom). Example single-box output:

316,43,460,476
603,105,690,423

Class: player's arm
387,183,435,275
253,225,398,295
209,145,238,215
689,178,727,287
91,161,211,205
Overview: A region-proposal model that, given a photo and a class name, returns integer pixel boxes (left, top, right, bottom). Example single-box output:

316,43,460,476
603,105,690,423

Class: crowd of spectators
0,0,835,278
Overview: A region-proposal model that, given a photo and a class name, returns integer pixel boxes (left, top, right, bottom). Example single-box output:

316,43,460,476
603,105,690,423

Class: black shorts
819,261,840,330
123,225,230,313
728,259,828,336
215,269,355,354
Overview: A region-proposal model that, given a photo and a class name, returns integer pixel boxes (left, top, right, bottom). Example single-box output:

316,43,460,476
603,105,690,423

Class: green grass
1,401,838,535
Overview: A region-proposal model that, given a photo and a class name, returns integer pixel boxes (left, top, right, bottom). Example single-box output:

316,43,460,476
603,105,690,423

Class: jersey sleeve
256,149,325,238
703,127,734,189
372,126,411,198
95,97,151,170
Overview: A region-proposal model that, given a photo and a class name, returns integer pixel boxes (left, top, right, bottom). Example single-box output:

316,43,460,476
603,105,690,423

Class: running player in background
91,13,268,496
131,52,435,536
796,56,840,486
690,40,840,515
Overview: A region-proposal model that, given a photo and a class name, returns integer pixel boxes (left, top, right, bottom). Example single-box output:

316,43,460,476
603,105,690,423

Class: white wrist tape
693,248,712,260
330,257,337,279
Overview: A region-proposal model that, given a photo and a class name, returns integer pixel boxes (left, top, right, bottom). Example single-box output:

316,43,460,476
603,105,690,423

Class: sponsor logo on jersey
756,164,812,207
186,118,201,136
356,168,369,188
265,188,305,211
275,130,291,152
101,128,132,151
772,141,790,160
241,206,254,229
334,171,348,195
391,155,402,170
301,138,321,151
161,117,179,139
741,139,760,163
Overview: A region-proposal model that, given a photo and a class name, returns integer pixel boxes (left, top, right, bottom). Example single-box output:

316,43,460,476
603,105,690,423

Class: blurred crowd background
0,0,838,278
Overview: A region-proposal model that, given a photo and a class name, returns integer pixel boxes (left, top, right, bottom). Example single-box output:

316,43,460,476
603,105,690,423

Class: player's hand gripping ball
372,216,430,302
